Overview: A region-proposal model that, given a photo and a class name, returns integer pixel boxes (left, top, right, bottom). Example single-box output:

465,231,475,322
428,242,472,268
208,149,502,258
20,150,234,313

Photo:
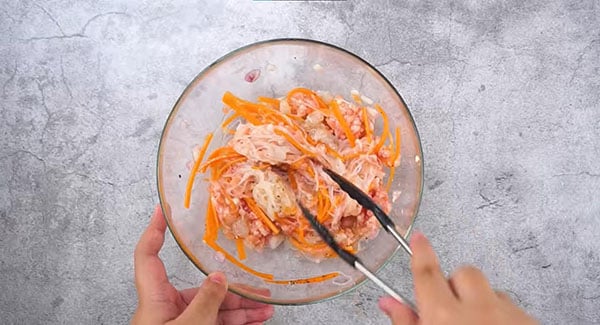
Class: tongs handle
299,203,418,314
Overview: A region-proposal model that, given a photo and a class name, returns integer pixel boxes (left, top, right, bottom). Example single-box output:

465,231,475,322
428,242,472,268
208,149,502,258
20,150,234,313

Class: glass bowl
157,39,423,305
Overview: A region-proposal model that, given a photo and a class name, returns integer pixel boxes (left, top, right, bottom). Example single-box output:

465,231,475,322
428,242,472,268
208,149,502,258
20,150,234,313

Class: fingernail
209,272,226,284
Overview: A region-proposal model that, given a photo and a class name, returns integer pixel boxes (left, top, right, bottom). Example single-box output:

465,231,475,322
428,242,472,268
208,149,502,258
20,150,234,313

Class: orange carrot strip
243,198,280,234
200,153,244,173
351,92,362,104
288,170,297,189
342,151,363,160
390,127,401,166
263,107,299,129
257,96,281,107
330,100,356,147
223,91,264,111
321,188,331,221
205,240,274,280
225,93,291,129
221,113,239,129
290,156,310,169
212,156,247,180
184,133,214,209
386,167,396,192
325,146,345,160
203,197,218,242
236,238,246,260
222,92,264,125
207,146,238,160
362,107,371,141
386,127,401,190
286,87,328,112
265,272,340,285
373,104,390,153
273,129,316,157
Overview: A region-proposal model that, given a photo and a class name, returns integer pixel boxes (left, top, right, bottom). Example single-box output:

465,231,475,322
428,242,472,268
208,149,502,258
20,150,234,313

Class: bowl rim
156,37,424,305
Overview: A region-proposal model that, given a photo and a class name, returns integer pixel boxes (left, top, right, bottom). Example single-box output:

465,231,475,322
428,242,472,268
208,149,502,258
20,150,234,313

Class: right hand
378,232,538,325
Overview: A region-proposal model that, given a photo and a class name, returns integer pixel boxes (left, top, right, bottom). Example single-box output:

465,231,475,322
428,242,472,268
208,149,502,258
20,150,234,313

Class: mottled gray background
1,0,599,324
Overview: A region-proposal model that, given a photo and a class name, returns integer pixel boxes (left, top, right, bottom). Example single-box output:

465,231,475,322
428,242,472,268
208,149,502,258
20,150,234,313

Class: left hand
132,205,275,325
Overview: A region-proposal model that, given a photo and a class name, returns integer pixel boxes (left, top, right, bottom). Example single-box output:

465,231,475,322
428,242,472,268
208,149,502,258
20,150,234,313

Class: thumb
379,296,418,325
176,272,228,324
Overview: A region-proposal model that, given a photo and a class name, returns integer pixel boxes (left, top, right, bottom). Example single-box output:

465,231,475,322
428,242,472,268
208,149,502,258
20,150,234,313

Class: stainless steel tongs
298,168,417,312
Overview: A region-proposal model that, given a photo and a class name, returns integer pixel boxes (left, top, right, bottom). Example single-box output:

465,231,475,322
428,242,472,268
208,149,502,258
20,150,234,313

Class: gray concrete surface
1,0,599,324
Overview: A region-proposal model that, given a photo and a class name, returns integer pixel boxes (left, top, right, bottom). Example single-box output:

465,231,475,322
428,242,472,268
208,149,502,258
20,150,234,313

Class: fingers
179,287,199,305
379,296,418,325
217,305,275,325
219,285,271,310
135,205,167,258
219,292,272,311
410,232,455,310
448,266,495,303
495,290,513,303
134,205,169,299
176,272,228,324
180,288,272,311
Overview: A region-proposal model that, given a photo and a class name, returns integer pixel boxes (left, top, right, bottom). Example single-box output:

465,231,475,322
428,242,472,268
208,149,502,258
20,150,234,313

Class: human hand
132,205,274,325
378,233,538,325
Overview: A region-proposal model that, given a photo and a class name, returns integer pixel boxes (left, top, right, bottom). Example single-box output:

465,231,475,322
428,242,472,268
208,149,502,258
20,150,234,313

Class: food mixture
186,88,401,263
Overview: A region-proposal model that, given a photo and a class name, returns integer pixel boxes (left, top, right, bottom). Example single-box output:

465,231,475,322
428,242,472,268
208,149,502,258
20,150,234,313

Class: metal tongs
298,168,417,312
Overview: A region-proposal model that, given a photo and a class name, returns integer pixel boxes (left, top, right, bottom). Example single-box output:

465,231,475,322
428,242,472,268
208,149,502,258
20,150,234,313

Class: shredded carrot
221,113,239,129
203,197,218,242
207,146,238,160
243,198,280,234
330,100,356,147
325,145,345,161
351,92,362,104
212,156,247,180
200,152,244,173
265,272,340,285
286,87,328,112
288,170,297,189
345,245,357,254
362,107,371,141
257,96,280,107
205,240,274,280
184,133,213,209
222,91,264,125
373,104,390,153
342,151,363,160
290,157,316,179
290,156,310,170
390,127,401,166
273,129,316,157
317,188,331,222
386,167,396,191
236,238,246,260
225,91,298,129
386,127,401,190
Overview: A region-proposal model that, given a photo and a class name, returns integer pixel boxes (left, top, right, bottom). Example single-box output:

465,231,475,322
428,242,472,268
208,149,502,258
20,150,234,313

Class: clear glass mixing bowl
157,39,423,305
